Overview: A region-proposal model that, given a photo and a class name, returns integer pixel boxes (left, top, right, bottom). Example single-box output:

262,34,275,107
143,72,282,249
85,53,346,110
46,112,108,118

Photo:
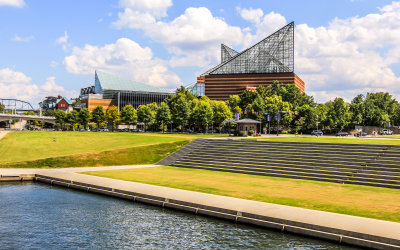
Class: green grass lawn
84,166,400,222
0,131,191,165
258,136,400,145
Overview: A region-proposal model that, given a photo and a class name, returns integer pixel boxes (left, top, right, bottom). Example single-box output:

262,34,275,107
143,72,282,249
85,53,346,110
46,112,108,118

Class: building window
197,83,205,96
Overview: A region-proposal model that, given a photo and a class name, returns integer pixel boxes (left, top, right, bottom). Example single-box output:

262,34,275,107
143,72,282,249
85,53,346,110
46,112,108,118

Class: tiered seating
167,139,400,189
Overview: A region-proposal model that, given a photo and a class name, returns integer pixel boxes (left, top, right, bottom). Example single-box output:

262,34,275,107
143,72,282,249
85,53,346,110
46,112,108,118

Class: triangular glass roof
221,44,239,63
201,22,294,75
95,70,173,93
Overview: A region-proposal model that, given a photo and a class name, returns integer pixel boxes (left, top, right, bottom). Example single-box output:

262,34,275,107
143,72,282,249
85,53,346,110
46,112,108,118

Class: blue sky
1,0,399,106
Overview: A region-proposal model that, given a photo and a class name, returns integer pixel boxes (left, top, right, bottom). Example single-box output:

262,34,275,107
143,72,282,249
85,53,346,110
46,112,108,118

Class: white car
380,129,393,135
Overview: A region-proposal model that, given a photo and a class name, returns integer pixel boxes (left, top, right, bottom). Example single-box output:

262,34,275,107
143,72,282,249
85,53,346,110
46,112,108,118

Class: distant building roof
56,97,72,105
235,119,261,124
95,70,173,93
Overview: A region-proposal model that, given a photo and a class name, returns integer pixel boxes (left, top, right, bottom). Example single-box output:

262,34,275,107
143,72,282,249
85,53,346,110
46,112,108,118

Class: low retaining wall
34,174,400,249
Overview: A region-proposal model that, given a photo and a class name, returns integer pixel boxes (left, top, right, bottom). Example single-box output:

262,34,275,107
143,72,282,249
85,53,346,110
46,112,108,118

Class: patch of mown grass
0,131,189,164
84,166,400,222
0,141,188,168
258,136,400,145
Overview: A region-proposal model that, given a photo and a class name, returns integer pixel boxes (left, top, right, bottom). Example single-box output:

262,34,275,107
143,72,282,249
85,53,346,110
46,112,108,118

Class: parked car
354,131,367,137
120,128,130,132
336,131,349,136
311,130,323,136
380,129,393,135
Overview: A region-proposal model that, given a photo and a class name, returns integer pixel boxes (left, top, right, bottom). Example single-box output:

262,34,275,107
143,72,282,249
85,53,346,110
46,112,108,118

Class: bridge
0,113,55,124
0,98,37,112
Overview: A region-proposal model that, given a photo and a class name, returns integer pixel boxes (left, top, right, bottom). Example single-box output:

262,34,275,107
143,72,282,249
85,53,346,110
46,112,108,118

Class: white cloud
236,7,264,24
63,38,181,88
294,2,400,102
56,31,68,44
0,68,77,106
50,61,58,68
118,0,172,18
0,0,24,7
239,9,287,48
56,31,70,51
114,5,243,69
13,35,34,42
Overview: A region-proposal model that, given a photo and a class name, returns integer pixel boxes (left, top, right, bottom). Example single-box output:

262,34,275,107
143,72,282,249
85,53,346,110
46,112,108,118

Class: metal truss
0,98,35,111
202,22,294,75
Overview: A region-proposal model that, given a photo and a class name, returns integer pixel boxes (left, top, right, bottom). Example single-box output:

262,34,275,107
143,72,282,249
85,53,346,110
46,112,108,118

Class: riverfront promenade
1,165,400,249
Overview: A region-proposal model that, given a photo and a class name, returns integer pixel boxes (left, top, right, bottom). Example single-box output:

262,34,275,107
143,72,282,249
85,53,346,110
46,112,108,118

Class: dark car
311,130,323,136
336,131,349,136
354,131,367,137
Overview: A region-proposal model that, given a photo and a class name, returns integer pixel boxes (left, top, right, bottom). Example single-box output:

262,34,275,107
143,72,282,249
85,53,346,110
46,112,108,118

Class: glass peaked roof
95,70,173,93
221,44,239,63
201,22,294,76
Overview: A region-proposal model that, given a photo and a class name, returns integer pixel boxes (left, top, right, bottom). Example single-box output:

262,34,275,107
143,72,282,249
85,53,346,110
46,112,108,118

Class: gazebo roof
235,119,261,124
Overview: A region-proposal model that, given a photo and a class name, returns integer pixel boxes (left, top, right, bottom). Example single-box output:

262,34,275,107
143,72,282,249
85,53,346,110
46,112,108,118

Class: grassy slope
0,131,190,164
1,141,188,168
85,166,400,222
259,136,400,145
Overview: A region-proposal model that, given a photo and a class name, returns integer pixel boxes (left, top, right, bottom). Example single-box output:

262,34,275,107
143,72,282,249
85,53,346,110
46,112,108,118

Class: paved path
0,164,157,175
0,130,10,140
1,165,399,248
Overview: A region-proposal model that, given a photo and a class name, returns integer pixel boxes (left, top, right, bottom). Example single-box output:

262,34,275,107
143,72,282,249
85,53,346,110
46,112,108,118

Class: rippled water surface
0,182,358,249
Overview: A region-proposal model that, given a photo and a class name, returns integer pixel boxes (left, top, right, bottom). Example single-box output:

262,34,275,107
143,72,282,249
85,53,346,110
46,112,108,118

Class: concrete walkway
1,165,399,249
0,130,10,140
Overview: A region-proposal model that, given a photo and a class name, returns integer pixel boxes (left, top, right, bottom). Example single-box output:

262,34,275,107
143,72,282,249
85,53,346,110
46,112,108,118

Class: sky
1,0,400,107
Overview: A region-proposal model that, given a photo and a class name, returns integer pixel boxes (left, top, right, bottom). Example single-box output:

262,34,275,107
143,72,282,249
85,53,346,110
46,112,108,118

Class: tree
349,94,365,126
66,110,79,130
192,99,213,132
211,100,232,131
137,104,155,131
106,106,120,131
221,118,236,134
363,92,396,127
239,90,257,110
91,105,106,128
121,105,137,126
169,94,191,131
0,103,4,113
297,104,317,130
43,109,55,117
54,110,66,130
226,95,241,114
79,108,91,129
156,102,171,133
326,98,351,130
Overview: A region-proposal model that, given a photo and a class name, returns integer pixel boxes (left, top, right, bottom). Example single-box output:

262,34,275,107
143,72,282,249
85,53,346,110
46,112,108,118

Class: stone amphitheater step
173,161,359,177
175,159,399,180
156,138,209,166
161,139,400,189
181,154,370,168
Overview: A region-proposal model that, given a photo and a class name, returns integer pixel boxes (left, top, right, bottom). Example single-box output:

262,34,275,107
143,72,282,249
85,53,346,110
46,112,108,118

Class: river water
0,182,358,249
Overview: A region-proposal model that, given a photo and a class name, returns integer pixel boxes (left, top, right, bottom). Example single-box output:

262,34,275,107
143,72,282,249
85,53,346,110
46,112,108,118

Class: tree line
45,82,400,133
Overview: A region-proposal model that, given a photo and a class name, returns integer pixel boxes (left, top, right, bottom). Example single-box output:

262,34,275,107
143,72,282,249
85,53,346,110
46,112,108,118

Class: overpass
0,113,55,124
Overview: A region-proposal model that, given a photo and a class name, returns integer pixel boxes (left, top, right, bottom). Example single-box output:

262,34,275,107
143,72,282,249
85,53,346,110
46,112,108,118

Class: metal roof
235,119,261,124
95,70,173,93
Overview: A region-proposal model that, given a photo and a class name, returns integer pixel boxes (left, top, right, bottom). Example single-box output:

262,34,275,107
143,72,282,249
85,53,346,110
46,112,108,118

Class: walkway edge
34,173,400,249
